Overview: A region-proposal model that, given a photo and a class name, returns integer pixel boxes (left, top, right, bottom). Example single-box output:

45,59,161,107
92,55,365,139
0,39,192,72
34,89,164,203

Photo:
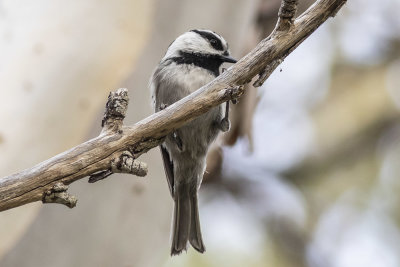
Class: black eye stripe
191,30,224,51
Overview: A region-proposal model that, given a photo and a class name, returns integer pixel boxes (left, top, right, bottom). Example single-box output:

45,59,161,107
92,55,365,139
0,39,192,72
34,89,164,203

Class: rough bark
0,0,347,212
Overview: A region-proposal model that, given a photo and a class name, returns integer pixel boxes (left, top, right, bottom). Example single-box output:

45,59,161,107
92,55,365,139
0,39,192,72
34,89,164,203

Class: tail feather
189,194,205,253
171,186,190,255
171,184,205,255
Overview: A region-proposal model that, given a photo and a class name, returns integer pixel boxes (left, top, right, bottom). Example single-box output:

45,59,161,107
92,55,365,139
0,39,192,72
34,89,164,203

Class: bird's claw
226,85,244,104
219,118,230,132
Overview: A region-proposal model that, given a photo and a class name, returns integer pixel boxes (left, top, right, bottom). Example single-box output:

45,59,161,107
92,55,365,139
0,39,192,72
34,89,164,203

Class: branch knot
223,85,244,103
101,88,129,133
88,151,148,183
278,0,298,19
111,151,148,177
275,0,299,32
42,182,77,208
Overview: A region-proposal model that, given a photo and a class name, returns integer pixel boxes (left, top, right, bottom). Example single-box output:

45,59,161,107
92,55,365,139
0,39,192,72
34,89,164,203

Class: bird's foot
219,100,231,132
219,117,230,132
226,85,244,104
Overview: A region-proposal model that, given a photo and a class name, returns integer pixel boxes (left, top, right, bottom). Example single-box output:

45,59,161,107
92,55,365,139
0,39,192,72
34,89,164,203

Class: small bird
150,29,237,255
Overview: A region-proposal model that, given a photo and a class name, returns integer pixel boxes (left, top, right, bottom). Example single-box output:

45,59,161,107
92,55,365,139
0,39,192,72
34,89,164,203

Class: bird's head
163,29,237,66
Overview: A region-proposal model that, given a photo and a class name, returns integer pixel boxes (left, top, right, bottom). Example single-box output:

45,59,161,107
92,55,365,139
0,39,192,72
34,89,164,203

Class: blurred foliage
194,0,400,267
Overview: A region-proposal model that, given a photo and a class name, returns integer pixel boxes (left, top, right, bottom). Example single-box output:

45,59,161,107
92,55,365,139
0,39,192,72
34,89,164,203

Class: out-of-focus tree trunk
0,0,260,266
0,0,154,265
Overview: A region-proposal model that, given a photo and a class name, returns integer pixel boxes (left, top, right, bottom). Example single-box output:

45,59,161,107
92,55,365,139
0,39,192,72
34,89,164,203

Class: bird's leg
160,103,183,151
219,100,230,132
219,68,230,131
219,85,244,132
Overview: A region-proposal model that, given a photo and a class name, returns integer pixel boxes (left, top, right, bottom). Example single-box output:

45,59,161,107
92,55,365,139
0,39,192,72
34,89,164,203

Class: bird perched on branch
150,29,237,255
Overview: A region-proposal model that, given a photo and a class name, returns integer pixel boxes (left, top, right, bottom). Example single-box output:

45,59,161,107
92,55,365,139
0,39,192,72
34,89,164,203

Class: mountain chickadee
150,29,237,255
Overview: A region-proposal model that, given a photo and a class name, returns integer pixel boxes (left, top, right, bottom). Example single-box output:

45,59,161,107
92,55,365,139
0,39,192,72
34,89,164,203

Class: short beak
219,54,237,63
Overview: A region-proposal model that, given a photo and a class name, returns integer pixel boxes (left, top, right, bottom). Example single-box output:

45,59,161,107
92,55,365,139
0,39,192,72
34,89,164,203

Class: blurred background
1,0,400,266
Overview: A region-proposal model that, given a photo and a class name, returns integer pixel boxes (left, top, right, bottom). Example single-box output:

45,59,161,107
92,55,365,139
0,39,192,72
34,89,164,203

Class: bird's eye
210,39,217,44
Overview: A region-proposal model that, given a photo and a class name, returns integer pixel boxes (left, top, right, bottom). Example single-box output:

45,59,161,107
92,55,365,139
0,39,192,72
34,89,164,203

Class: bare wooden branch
0,0,347,212
253,58,284,87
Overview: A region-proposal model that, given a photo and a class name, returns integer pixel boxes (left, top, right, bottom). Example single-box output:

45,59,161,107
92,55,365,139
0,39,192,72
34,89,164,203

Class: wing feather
160,145,174,197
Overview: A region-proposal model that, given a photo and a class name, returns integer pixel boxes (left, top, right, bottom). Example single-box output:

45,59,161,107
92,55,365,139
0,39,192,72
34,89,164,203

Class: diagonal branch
0,0,347,212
